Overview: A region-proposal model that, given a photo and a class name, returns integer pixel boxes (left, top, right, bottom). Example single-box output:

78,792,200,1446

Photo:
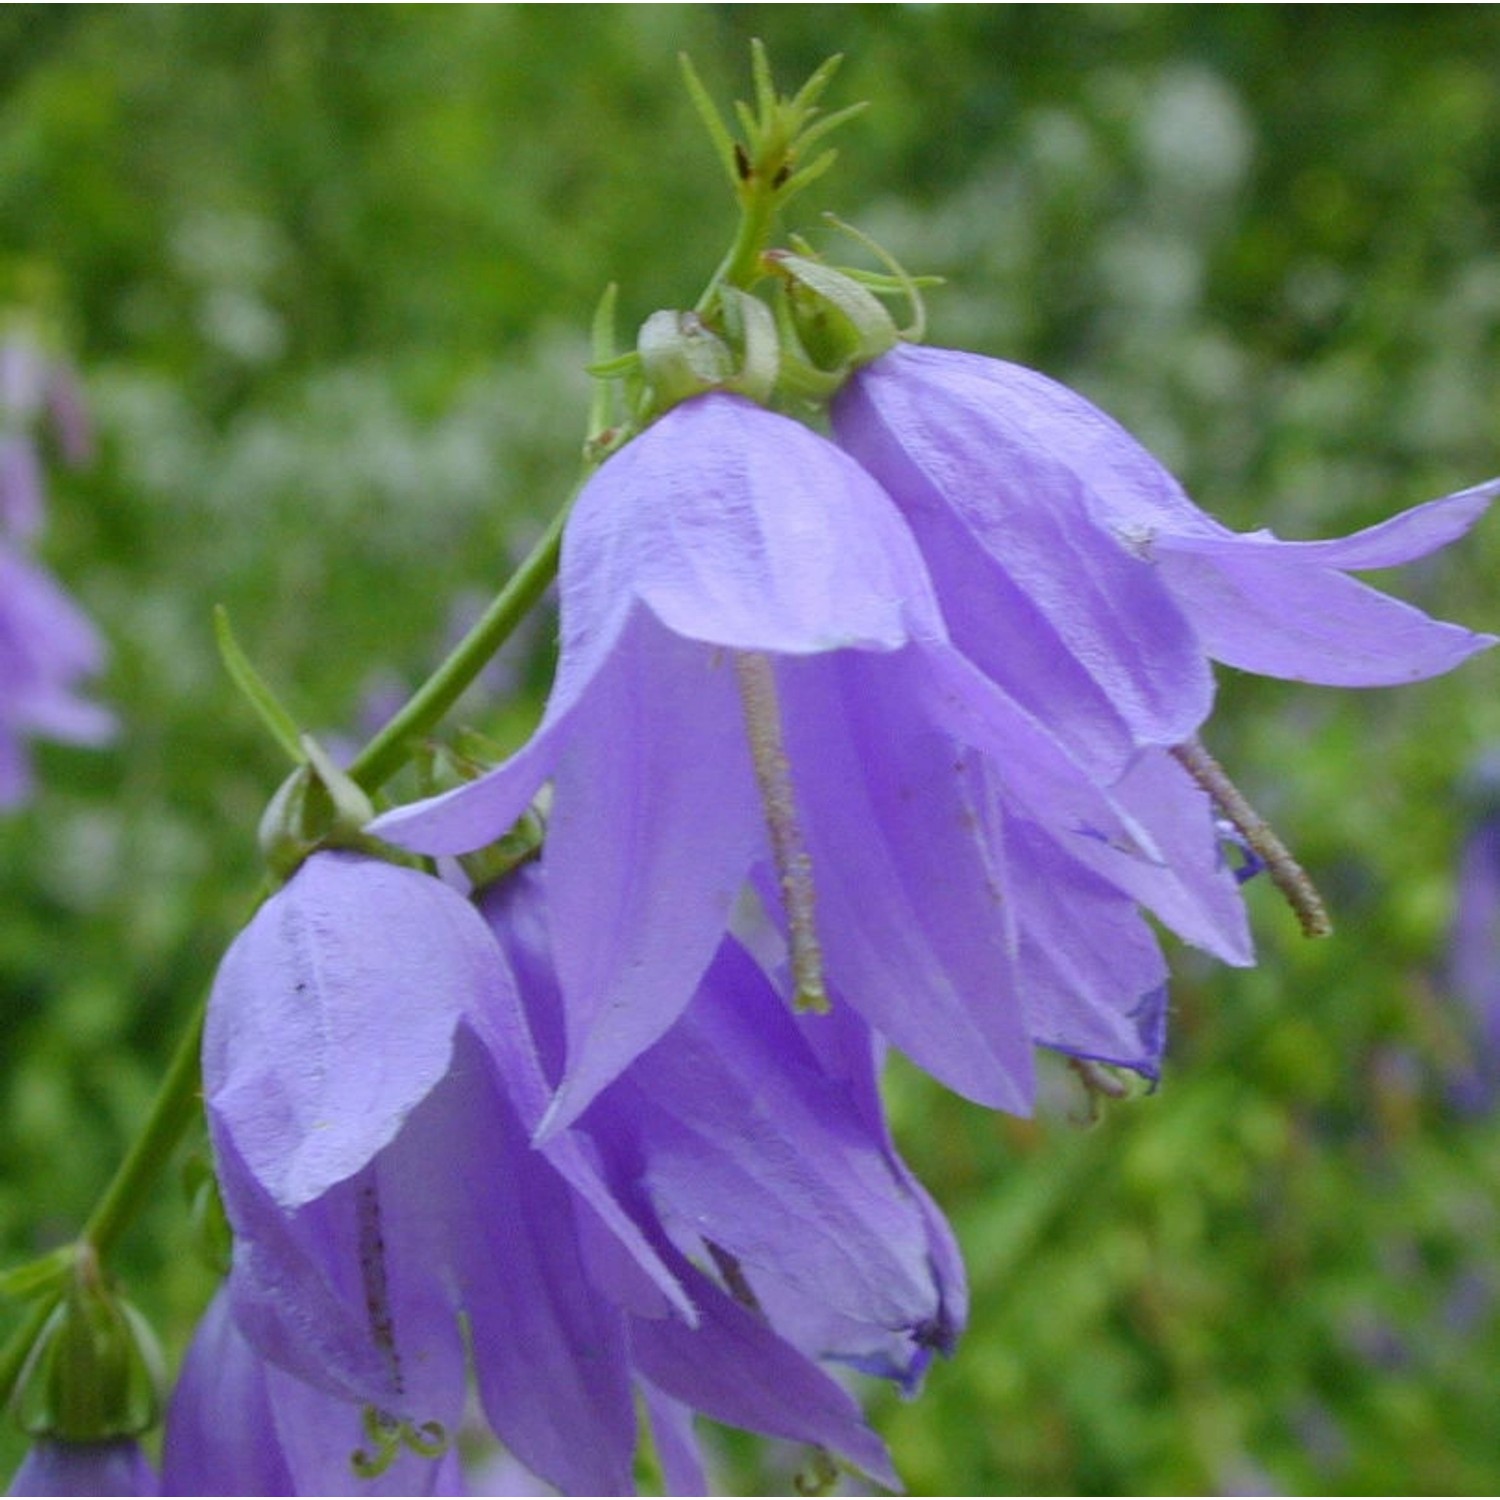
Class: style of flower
372,393,1238,1126
205,850,896,1495
161,1289,460,1497
832,345,1498,759
0,543,115,808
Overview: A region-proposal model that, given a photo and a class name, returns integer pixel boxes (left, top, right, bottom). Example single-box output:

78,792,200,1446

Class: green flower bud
13,1251,162,1443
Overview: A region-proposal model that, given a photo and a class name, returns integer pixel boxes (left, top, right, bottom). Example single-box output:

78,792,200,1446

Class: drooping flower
372,393,1242,1125
205,849,896,1495
481,862,967,1396
832,344,1497,761
7,1441,157,1498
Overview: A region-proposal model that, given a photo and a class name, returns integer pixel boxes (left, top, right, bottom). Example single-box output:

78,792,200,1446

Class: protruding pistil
733,650,829,1012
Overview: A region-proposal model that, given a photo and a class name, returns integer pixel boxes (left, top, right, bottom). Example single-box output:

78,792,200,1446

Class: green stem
695,182,780,315
81,1002,206,1261
347,498,571,795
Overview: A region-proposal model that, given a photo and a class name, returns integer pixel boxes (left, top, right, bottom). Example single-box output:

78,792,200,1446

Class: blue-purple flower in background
1444,763,1500,1114
0,330,110,808
0,544,114,808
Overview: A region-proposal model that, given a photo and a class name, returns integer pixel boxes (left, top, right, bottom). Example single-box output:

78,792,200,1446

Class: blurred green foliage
3,6,1500,1493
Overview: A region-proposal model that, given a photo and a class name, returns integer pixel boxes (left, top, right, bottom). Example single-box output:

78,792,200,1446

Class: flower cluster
8,52,1497,1500
0,330,112,809
146,337,1490,1496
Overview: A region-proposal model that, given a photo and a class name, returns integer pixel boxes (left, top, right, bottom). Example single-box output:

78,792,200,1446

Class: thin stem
347,498,571,795
81,1000,207,1260
1172,735,1333,939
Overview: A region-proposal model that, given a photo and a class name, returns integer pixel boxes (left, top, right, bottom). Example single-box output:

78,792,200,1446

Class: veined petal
776,649,1034,1112
1006,817,1173,1077
586,936,940,1333
204,853,490,1208
1104,750,1255,965
395,1027,638,1497
564,391,942,655
836,345,1212,769
537,610,764,1133
628,1246,898,1493
1154,478,1499,572
1158,543,1497,685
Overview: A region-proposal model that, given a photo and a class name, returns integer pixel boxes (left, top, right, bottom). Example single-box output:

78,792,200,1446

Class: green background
3,6,1500,1493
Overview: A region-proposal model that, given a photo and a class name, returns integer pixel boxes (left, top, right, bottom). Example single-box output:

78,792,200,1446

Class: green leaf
213,605,306,766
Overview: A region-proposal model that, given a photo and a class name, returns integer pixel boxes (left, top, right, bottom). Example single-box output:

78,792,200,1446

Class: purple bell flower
205,851,679,1492
205,850,897,1495
0,542,115,807
7,1441,157,1498
372,393,1236,1124
481,863,967,1396
833,345,1497,750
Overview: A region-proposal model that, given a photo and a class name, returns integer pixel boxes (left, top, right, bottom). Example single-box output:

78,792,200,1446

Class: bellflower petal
539,611,763,1129
834,343,1213,773
204,852,487,1208
838,345,1496,693
388,1027,638,1497
639,1382,710,1499
563,391,937,661
8,1442,157,1499
774,650,1032,1110
587,937,944,1334
162,1289,462,1498
628,1243,898,1494
1151,542,1495,685
1006,816,1172,1077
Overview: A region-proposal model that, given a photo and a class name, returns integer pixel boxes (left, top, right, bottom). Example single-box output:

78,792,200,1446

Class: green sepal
13,1253,162,1442
460,803,546,893
717,287,780,404
257,735,379,881
638,310,734,411
214,605,306,766
765,250,899,370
